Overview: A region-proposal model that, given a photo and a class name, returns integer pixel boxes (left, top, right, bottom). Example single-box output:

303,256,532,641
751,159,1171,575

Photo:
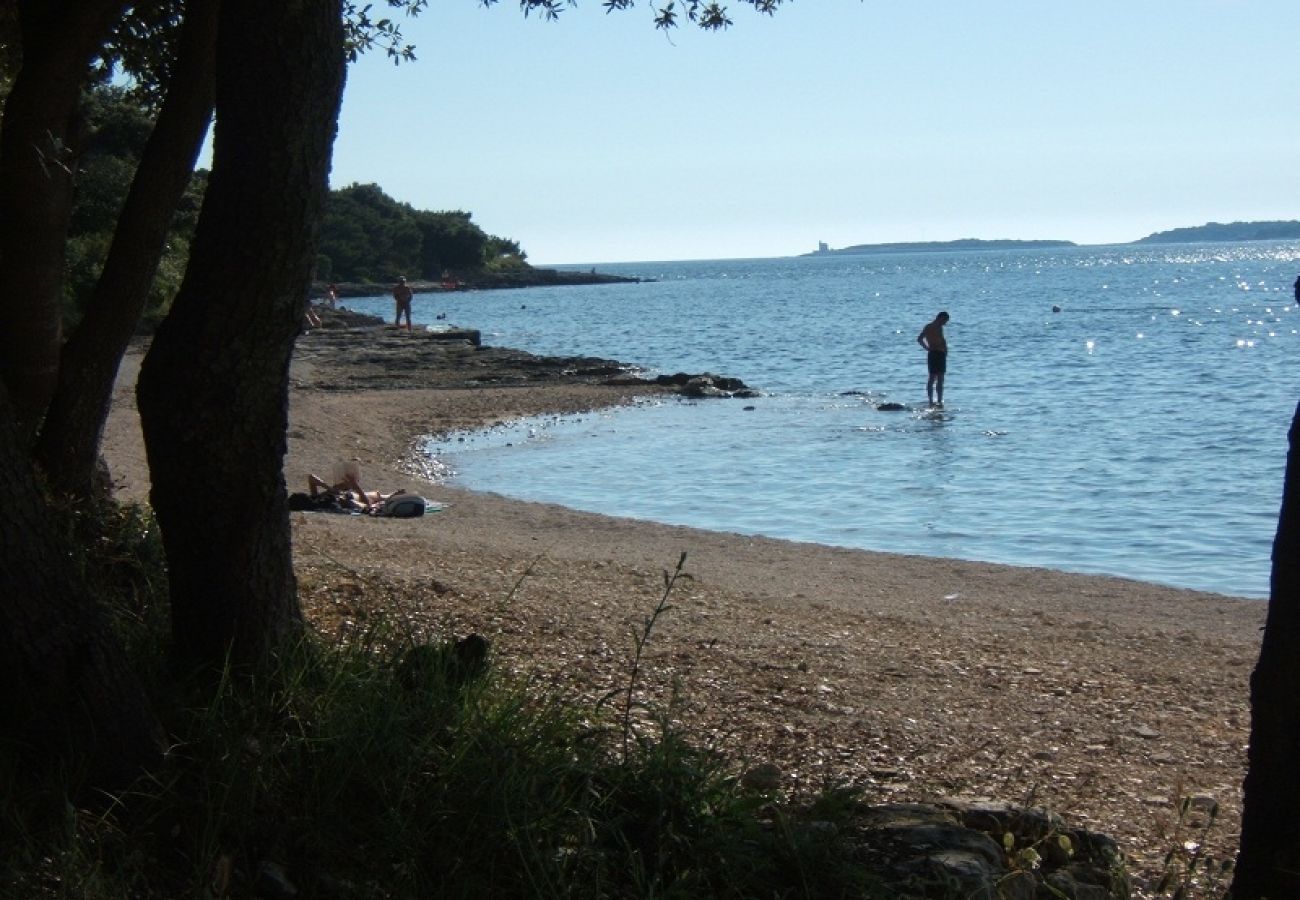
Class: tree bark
0,0,127,434
35,0,218,499
136,0,346,673
1232,400,1300,899
0,385,160,792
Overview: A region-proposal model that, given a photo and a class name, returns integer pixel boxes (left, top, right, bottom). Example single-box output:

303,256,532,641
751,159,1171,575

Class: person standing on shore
916,311,950,407
393,275,414,332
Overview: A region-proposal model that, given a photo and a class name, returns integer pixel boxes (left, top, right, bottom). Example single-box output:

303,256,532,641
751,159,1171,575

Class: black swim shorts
927,350,947,375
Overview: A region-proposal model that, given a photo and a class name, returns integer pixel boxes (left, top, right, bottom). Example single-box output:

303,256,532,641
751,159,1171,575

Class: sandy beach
104,318,1266,893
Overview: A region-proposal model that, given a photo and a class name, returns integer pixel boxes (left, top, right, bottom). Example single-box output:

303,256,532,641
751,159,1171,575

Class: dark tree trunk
0,0,127,434
1233,400,1300,899
0,387,160,792
136,0,346,672
35,0,218,499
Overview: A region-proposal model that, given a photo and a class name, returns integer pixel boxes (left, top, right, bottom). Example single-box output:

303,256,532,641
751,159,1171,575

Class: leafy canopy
491,0,788,30
319,183,522,282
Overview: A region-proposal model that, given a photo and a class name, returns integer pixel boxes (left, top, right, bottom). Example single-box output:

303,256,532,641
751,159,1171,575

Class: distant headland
807,220,1300,256
316,267,643,300
1130,220,1300,244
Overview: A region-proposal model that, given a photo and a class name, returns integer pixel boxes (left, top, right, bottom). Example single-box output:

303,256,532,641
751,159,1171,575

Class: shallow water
343,243,1300,598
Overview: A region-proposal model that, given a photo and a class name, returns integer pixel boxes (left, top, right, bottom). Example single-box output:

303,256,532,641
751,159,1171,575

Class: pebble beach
103,315,1267,894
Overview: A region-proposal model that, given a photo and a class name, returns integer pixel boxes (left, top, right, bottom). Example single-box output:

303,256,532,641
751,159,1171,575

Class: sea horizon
535,223,1300,269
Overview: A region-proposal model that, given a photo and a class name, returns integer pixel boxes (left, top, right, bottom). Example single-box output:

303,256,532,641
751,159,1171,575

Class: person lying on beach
300,470,430,518
307,471,387,513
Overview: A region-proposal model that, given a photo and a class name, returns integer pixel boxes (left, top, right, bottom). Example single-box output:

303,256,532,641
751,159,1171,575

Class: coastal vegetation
317,182,527,284
0,2,1296,898
58,86,556,322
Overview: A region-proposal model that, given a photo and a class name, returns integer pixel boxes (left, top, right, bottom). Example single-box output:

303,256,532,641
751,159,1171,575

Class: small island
805,238,1076,256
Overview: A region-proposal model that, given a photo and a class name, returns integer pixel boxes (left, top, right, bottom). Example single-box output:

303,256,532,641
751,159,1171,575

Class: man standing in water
916,310,950,407
393,275,414,332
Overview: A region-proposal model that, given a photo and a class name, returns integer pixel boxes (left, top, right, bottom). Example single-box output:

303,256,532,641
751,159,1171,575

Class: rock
1046,867,1115,900
855,801,1129,899
653,372,758,399
876,402,907,411
740,762,784,792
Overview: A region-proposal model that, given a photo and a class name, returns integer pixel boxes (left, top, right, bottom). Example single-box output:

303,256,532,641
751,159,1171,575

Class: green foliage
1155,795,1232,899
64,85,205,330
99,0,187,109
320,183,423,282
320,182,523,281
417,210,488,273
491,0,789,31
47,496,171,645
101,2,430,104
0,3,18,83
65,95,522,315
344,1,429,64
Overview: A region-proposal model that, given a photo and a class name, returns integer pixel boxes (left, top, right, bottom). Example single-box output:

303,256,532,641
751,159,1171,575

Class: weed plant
1,517,885,898
1155,794,1233,899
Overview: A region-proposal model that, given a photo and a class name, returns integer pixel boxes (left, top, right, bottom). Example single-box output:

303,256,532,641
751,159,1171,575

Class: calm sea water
343,243,1300,598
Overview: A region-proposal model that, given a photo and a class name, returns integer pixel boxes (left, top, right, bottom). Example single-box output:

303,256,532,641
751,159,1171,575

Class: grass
0,508,887,899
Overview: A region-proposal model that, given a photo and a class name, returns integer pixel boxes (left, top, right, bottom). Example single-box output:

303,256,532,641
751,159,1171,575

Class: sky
329,1,1300,265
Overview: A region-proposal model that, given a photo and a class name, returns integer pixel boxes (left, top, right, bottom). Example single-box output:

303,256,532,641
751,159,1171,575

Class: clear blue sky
329,1,1300,265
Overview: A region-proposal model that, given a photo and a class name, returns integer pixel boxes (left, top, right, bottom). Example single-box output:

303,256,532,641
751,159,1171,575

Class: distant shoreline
807,220,1300,258
315,267,643,300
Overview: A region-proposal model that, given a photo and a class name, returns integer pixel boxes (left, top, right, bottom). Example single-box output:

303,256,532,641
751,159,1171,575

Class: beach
104,318,1266,892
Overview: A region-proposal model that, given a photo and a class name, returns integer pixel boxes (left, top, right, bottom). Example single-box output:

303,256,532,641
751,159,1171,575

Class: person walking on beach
393,275,414,332
916,311,950,407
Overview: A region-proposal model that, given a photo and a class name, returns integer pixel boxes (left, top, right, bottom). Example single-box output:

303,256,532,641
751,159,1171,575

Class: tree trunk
35,0,218,499
1232,400,1300,899
136,0,346,673
0,0,127,434
0,386,160,792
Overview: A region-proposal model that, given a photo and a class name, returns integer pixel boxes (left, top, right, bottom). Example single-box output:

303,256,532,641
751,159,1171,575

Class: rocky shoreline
298,306,757,400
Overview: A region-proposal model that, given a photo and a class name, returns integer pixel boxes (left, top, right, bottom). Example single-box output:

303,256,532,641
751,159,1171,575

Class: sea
339,242,1300,599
